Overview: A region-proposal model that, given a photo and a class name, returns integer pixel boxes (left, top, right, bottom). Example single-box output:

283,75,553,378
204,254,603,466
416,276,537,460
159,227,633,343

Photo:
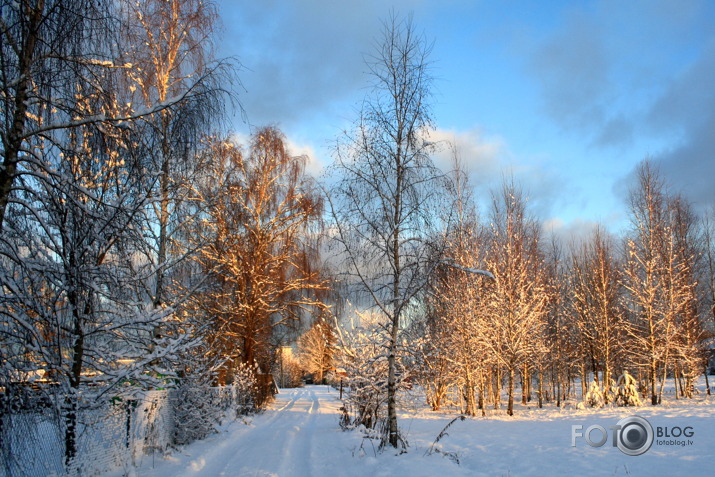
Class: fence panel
1,384,254,477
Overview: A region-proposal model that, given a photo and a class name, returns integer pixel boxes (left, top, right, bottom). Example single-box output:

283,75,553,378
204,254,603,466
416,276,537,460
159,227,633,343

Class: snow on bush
335,325,387,430
334,318,409,436
171,376,224,446
584,379,605,408
226,362,259,417
171,361,260,446
614,372,643,407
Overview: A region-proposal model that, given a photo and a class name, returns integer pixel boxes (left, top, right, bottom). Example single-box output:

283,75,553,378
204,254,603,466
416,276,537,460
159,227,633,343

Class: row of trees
415,162,711,418
335,159,714,439
2,3,713,461
0,0,332,468
325,14,715,450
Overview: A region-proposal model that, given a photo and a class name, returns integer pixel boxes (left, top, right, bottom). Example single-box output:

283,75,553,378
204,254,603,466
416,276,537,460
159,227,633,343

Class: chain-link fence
1,407,65,477
1,383,258,477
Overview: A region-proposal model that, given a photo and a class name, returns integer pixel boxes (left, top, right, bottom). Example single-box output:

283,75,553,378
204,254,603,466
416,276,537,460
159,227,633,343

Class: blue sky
216,0,715,239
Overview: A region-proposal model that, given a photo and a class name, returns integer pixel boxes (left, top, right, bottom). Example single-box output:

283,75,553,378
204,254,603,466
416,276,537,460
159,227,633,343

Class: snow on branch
439,258,495,280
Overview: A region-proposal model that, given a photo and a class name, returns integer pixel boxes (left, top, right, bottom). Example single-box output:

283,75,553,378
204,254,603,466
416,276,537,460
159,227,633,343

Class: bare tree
119,0,237,309
429,260,492,416
664,195,705,399
0,0,212,231
297,314,336,383
701,205,715,394
328,13,451,448
622,162,669,405
480,180,548,416
621,161,702,405
413,312,460,412
543,233,577,407
0,88,191,466
0,0,112,228
424,157,491,416
703,206,715,331
0,1,237,468
569,227,625,403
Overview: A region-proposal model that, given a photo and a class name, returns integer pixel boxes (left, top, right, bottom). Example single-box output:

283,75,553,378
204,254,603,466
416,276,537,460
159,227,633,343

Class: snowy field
109,385,715,477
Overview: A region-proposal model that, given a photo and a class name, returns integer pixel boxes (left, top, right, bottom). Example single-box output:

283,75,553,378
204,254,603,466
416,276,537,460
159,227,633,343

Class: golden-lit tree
297,314,336,383
423,159,490,416
120,0,235,308
662,195,705,399
622,161,705,405
622,162,670,405
481,180,548,416
569,227,625,403
196,127,327,381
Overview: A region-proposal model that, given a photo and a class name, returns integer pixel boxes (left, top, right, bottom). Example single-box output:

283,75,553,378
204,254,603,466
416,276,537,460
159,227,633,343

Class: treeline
2,2,714,463
0,0,329,468
333,160,715,435
323,14,715,450
412,161,713,418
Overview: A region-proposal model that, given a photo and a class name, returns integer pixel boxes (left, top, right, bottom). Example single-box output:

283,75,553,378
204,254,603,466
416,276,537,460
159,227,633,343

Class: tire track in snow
134,386,343,477
276,387,315,476
176,386,335,477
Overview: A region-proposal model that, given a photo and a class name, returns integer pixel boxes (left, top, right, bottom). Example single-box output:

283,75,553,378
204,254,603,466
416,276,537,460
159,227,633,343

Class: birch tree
429,258,492,416
0,0,209,231
0,88,191,466
664,196,705,399
328,13,450,448
570,227,625,403
481,180,548,416
621,161,700,405
703,206,715,332
543,234,577,407
622,162,668,405
119,0,236,309
423,159,491,415
0,0,114,229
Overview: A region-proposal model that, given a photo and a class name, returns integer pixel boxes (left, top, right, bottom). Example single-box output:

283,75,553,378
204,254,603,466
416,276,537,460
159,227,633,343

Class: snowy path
223,386,328,476
120,386,715,477
131,385,351,477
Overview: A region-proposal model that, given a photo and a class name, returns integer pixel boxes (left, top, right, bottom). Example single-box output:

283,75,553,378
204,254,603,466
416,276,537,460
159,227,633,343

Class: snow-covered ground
113,385,715,477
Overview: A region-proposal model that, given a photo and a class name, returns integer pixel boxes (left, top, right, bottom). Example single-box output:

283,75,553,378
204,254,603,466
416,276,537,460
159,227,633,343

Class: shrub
614,372,642,407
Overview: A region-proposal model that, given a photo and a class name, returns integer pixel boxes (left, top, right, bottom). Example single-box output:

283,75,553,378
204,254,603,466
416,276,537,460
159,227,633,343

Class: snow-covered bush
171,360,261,445
335,324,388,430
229,362,259,416
171,376,223,446
584,379,605,408
614,372,642,407
334,318,409,434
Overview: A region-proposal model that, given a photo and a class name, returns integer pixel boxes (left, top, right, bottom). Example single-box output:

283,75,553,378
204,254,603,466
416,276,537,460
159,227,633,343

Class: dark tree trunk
507,366,515,416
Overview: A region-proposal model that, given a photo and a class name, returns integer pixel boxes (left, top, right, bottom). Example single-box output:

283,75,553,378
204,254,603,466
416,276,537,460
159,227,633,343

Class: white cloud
284,138,325,178
429,127,577,222
429,127,507,189
542,217,601,249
